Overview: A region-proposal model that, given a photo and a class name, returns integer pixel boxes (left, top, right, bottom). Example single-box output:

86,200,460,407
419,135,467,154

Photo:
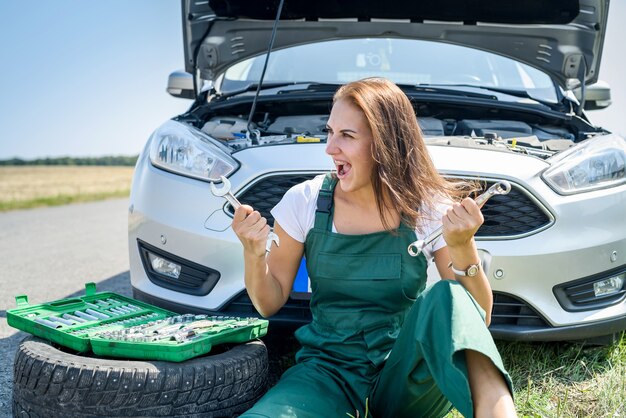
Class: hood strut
576,59,588,116
245,0,286,144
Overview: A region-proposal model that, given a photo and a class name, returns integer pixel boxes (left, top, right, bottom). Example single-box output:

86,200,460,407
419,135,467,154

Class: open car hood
182,0,608,90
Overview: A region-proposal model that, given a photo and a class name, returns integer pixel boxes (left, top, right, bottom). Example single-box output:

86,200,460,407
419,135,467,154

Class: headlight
542,134,626,195
149,120,239,181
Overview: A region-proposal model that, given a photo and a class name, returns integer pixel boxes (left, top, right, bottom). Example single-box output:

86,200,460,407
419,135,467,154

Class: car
128,0,626,343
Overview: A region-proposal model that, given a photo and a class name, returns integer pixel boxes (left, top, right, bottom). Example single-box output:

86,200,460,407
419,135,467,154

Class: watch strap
448,261,481,277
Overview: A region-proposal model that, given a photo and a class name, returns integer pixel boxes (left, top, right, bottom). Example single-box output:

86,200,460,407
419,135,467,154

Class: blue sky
0,0,189,159
0,1,624,159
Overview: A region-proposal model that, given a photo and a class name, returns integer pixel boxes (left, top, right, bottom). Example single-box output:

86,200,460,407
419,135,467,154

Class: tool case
7,282,268,362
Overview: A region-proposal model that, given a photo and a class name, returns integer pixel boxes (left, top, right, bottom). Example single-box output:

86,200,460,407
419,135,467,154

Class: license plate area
290,258,311,300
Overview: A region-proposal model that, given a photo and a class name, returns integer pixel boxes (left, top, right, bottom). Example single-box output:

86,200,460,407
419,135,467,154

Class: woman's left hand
442,197,484,248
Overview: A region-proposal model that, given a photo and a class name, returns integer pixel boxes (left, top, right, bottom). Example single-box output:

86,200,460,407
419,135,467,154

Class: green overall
243,174,512,418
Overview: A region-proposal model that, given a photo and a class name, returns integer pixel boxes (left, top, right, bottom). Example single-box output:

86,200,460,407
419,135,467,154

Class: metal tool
63,313,86,323
48,316,76,326
94,315,256,344
109,307,125,315
407,181,512,257
85,308,110,319
210,175,280,252
74,310,99,321
34,318,63,328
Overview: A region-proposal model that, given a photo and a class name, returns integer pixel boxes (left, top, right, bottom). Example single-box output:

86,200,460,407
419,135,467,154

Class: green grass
0,189,130,211
498,334,626,417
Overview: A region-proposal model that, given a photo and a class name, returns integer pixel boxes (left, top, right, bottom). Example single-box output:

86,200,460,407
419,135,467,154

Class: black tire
12,336,268,417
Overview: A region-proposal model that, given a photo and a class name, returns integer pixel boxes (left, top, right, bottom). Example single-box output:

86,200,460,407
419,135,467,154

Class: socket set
7,282,268,362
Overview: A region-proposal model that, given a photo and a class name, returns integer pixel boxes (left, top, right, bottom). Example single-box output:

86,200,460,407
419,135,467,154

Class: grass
496,334,626,418
0,166,134,211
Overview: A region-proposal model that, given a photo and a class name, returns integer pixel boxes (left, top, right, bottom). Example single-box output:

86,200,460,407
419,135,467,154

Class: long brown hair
333,77,474,231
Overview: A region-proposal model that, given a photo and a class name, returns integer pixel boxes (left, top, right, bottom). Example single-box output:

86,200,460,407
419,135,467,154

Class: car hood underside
183,0,608,89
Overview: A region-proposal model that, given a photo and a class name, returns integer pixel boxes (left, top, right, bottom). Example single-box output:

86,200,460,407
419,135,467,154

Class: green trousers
243,281,512,418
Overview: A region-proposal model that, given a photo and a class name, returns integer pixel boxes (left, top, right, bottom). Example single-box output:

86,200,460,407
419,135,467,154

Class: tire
12,336,268,417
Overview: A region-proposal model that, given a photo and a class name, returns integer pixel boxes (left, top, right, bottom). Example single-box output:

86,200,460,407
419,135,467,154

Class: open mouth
336,161,352,178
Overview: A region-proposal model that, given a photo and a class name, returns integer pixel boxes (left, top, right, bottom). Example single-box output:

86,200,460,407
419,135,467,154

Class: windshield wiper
418,83,555,107
220,82,303,99
403,84,498,100
221,81,341,99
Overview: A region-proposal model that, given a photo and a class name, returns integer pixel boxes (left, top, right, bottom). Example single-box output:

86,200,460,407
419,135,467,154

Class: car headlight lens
542,134,626,194
149,120,238,181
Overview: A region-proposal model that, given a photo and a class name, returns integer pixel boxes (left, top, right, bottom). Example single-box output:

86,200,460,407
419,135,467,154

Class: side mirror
166,70,195,99
573,80,612,110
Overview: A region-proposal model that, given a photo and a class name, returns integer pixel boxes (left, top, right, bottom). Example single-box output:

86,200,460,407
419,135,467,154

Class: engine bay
199,113,577,159
180,89,605,160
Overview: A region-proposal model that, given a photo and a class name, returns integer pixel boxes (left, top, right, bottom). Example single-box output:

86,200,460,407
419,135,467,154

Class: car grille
222,290,313,323
227,173,552,237
228,173,316,224
490,292,548,327
223,290,548,329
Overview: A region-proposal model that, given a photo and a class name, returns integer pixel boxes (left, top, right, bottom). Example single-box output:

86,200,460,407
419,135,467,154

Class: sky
0,1,624,160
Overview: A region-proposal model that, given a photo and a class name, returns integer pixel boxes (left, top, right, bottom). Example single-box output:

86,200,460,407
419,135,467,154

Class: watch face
467,265,480,276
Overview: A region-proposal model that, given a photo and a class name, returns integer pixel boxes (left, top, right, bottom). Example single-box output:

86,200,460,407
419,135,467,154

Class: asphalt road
0,198,132,417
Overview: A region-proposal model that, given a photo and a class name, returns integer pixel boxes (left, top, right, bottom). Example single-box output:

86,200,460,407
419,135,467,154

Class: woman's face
325,98,376,194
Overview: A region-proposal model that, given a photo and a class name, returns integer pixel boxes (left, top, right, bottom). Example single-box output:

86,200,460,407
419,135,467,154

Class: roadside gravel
0,198,131,417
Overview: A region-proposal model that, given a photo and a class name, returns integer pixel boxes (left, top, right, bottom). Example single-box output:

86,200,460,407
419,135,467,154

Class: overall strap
314,173,337,231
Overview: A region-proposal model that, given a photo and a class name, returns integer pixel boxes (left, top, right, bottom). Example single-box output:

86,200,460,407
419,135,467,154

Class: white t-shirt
270,174,449,262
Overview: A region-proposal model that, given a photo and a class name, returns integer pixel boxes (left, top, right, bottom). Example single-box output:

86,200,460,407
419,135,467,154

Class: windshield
220,38,558,104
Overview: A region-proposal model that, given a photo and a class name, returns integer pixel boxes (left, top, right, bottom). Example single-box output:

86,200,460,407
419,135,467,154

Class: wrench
210,175,280,252
407,180,512,257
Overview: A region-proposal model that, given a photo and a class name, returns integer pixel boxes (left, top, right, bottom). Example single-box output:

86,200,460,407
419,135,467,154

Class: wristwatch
448,261,481,277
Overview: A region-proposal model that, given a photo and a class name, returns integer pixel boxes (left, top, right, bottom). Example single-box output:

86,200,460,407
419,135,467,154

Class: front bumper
489,315,626,342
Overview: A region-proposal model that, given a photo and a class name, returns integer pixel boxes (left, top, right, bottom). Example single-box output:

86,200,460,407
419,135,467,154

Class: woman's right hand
232,205,271,258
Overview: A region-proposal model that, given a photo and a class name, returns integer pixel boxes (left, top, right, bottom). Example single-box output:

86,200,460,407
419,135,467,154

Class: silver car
129,0,626,342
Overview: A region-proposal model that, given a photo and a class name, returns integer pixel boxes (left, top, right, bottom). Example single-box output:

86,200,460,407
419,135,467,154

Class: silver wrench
407,180,512,257
210,175,280,252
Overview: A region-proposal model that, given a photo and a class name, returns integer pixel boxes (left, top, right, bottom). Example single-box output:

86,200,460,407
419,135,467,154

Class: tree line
0,155,139,166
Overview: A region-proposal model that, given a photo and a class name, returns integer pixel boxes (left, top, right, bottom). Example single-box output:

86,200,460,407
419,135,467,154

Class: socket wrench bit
74,311,99,321
48,316,76,326
34,318,63,328
85,309,110,319
63,313,86,323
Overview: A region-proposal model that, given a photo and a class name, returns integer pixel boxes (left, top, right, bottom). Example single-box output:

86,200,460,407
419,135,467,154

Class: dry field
0,166,134,211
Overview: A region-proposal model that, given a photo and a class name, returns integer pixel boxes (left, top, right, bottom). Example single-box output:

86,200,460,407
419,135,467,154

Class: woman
233,78,516,417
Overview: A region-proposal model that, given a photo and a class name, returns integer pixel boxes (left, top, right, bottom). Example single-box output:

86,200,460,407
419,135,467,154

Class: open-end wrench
407,180,512,257
210,175,280,252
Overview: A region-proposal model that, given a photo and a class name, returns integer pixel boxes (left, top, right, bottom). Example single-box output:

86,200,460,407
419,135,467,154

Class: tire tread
12,336,268,417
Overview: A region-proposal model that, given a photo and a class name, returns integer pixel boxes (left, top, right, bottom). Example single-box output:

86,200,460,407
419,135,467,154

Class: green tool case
7,282,268,362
